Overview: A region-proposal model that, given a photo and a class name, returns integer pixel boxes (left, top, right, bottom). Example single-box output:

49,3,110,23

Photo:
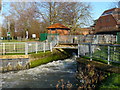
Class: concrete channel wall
0,55,30,72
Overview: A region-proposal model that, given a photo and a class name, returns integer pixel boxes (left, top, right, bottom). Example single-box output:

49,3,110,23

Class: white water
1,58,79,89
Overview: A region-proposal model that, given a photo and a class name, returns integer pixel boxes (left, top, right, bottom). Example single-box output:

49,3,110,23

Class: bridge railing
57,35,117,44
0,42,26,55
0,36,58,55
78,43,120,64
0,42,53,55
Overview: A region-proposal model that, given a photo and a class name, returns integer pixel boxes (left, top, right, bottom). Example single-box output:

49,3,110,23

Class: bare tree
3,2,44,39
37,2,92,33
2,1,93,38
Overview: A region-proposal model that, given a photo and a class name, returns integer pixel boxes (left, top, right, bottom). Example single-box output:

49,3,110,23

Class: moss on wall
29,49,70,68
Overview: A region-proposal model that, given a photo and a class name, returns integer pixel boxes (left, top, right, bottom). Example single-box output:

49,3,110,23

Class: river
1,58,80,89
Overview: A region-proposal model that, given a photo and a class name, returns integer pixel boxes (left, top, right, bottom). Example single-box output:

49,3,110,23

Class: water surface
1,58,79,89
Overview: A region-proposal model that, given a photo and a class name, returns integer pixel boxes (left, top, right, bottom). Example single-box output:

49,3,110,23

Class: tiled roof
76,28,90,31
47,23,70,30
103,8,116,14
101,8,120,25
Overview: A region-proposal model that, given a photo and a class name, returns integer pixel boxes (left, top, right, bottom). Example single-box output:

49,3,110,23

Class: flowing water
1,58,80,89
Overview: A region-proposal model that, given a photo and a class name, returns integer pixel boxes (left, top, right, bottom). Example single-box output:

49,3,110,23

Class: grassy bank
77,57,120,89
97,73,120,89
29,49,70,68
81,56,120,67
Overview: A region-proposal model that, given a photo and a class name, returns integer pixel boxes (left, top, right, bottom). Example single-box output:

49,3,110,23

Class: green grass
30,51,51,58
30,54,59,68
1,39,39,42
92,46,120,62
3,53,25,55
97,73,120,89
82,45,120,66
30,50,69,68
81,56,120,66
80,56,120,89
81,56,108,64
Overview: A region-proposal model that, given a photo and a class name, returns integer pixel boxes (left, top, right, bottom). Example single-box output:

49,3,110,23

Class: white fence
78,43,120,64
0,38,58,55
57,35,117,44
0,35,118,55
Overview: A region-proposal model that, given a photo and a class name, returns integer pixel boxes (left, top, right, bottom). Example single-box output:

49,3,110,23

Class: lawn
91,45,120,63
97,73,120,89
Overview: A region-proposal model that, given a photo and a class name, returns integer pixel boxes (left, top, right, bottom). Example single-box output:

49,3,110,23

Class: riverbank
29,49,71,68
0,49,71,72
96,73,120,89
76,57,120,89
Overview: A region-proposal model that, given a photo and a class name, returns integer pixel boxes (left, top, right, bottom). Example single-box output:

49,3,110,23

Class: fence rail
56,35,117,44
0,38,58,55
78,43,120,64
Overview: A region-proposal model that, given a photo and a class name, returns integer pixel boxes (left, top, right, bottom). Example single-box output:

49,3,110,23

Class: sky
0,1,116,26
91,2,114,20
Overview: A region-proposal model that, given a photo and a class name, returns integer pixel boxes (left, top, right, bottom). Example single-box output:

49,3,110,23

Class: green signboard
7,32,11,36
40,33,59,41
40,33,48,41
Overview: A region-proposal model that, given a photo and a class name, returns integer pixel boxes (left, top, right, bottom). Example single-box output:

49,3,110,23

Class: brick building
95,8,120,34
47,23,70,35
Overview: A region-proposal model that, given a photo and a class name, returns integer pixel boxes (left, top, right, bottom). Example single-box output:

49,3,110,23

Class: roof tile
47,23,70,29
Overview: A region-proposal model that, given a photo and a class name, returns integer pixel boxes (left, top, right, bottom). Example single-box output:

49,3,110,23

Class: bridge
51,35,120,65
54,43,78,49
0,35,120,65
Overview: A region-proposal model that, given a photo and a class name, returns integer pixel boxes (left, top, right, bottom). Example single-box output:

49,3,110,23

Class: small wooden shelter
47,23,70,35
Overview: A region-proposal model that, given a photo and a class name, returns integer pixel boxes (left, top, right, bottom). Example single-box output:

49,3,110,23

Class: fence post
50,42,53,52
107,46,110,65
25,43,28,55
43,42,46,53
97,35,99,44
14,44,16,50
3,43,5,55
57,35,59,45
36,42,38,54
116,34,118,43
89,43,92,61
78,44,80,57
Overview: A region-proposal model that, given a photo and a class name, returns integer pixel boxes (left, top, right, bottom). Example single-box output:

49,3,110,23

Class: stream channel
1,57,80,89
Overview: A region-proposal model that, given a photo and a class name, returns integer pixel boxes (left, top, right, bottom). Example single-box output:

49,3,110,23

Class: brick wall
48,29,69,35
